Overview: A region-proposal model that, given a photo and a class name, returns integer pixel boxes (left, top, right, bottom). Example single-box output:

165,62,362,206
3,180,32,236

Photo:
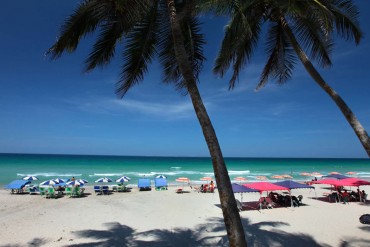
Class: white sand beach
0,185,369,247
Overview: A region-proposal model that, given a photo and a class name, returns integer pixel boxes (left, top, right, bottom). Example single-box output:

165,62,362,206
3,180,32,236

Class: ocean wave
228,170,251,175
170,167,182,169
17,173,81,177
90,173,125,177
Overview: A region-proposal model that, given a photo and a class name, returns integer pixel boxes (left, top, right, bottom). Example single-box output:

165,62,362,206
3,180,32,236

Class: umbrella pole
290,190,293,208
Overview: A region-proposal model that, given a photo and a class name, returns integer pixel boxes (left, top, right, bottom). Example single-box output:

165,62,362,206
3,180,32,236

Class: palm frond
256,21,296,90
116,1,160,98
291,15,333,68
327,0,362,44
158,1,206,90
48,0,148,59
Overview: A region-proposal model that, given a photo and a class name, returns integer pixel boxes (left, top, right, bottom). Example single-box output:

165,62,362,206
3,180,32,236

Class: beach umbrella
155,175,167,179
53,178,66,184
282,174,293,179
329,172,341,175
66,180,82,186
40,180,57,186
23,176,39,181
234,177,247,184
271,175,284,180
346,171,357,175
176,177,190,188
76,179,88,184
256,176,268,181
200,177,213,182
300,172,311,177
95,177,112,183
116,176,131,183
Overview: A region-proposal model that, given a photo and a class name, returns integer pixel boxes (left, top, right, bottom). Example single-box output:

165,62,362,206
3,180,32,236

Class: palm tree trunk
281,18,370,157
166,1,247,246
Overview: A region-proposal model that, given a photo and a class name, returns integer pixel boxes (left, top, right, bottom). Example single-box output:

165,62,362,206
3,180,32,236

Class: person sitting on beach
200,184,204,193
203,184,208,192
361,190,367,202
341,190,350,202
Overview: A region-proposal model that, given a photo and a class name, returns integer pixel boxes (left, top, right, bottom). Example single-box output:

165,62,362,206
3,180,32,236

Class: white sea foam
228,170,251,175
17,173,81,177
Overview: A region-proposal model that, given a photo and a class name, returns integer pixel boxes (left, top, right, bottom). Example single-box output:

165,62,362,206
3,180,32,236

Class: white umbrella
155,175,167,179
76,179,88,184
66,180,82,186
95,177,112,183
53,178,66,184
40,180,58,186
23,176,39,181
116,176,131,183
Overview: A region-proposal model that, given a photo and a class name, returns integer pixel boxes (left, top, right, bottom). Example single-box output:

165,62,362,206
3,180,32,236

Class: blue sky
1,1,370,158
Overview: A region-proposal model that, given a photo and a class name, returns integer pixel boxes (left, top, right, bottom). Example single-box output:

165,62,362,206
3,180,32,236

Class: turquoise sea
1,153,370,187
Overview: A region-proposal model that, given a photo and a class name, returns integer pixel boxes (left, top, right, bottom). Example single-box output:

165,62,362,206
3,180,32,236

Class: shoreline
0,184,369,246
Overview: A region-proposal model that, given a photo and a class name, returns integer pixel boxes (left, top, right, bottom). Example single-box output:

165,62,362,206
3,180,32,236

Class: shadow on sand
2,216,370,247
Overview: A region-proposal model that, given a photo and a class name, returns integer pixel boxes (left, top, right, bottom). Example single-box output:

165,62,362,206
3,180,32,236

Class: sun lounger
138,178,151,191
46,187,56,199
154,178,168,191
65,187,72,197
94,185,102,195
5,180,31,194
102,186,109,195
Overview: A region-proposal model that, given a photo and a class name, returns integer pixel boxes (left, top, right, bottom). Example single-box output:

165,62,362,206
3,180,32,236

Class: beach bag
359,214,370,224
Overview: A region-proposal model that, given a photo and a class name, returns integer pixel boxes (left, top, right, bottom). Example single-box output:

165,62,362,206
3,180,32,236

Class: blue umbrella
116,176,131,183
76,179,88,184
40,180,58,186
95,177,112,183
66,180,83,186
53,178,66,184
23,176,39,181
155,175,167,179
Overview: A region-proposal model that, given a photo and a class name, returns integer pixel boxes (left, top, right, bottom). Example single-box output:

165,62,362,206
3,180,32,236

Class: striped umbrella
76,179,88,184
53,178,66,184
116,176,131,183
66,180,82,186
346,171,357,175
256,176,268,181
200,177,213,181
23,176,39,181
329,172,341,175
95,177,112,183
234,177,247,184
176,177,189,189
282,174,293,179
271,175,284,180
155,175,167,179
40,180,58,186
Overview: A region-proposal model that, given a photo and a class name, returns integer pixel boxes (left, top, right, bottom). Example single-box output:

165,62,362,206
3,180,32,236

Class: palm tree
205,0,370,157
48,0,246,246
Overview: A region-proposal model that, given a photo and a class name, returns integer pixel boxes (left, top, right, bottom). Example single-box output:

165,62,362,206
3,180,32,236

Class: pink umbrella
244,182,289,193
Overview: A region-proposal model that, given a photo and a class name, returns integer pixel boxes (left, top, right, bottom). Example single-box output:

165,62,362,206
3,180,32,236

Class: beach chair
138,178,151,191
39,187,47,197
46,187,56,199
102,186,109,195
94,186,102,195
71,186,83,197
154,178,168,191
65,187,72,197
